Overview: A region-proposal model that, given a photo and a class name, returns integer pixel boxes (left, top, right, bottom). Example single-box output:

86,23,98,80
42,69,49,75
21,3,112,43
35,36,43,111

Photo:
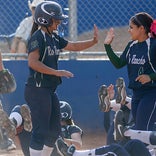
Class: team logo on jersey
30,40,38,50
47,46,60,56
128,54,145,65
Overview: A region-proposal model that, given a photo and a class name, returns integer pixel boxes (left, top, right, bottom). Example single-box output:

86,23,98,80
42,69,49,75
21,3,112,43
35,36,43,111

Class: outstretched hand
93,24,98,44
104,28,115,45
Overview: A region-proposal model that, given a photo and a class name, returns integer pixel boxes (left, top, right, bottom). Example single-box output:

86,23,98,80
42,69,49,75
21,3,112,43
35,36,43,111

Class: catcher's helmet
34,1,68,27
60,101,72,120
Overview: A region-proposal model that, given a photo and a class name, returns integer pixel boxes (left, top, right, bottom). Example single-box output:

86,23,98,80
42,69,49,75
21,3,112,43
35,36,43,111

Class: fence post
68,0,77,41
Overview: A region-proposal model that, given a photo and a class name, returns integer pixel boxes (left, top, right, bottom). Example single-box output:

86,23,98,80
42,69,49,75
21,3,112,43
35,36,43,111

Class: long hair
64,119,75,125
31,22,39,36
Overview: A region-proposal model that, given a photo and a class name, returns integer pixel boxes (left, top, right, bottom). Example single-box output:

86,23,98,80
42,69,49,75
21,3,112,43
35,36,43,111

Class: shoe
20,104,32,132
6,138,16,151
120,105,131,124
113,110,127,141
98,85,111,112
55,137,75,156
0,138,16,151
0,139,16,151
0,110,16,139
115,77,127,105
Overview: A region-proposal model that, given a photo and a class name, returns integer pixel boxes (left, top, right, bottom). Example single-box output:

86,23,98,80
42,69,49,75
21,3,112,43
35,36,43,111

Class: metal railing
1,52,123,60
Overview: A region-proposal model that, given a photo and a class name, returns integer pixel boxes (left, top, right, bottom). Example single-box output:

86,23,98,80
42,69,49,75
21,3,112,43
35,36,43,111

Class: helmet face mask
34,1,68,27
60,101,72,121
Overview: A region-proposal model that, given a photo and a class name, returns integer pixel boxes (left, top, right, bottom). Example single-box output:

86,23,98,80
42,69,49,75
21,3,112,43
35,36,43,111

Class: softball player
0,104,32,155
104,12,156,131
51,101,83,156
56,137,151,156
24,1,98,155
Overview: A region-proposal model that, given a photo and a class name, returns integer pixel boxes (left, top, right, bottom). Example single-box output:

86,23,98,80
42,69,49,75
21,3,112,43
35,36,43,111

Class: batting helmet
60,101,72,120
34,1,68,27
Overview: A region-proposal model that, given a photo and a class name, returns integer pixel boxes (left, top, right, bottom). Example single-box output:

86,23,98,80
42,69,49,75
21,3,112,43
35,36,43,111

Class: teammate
0,104,32,155
0,51,19,151
59,101,83,149
51,101,83,156
24,1,98,156
104,12,156,131
0,102,16,151
10,0,45,53
98,77,156,155
114,109,156,156
55,137,151,156
0,51,17,139
0,102,33,155
98,78,131,113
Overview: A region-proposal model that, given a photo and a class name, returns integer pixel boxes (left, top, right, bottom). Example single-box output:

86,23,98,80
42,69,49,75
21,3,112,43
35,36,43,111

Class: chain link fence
0,0,155,54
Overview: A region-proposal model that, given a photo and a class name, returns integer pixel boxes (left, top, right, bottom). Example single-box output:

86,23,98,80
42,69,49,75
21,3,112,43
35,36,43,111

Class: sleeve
104,44,127,68
53,33,68,49
149,73,156,81
27,32,42,54
69,125,83,136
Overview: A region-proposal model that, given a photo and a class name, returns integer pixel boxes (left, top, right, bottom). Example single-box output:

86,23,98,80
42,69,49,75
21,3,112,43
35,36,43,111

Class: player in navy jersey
51,101,83,156
24,1,98,155
103,12,156,132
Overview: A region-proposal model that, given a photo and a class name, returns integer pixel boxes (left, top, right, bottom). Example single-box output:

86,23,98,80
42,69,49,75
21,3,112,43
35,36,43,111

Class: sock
110,100,121,112
125,96,131,110
124,129,151,145
73,149,95,156
9,112,22,127
41,145,53,156
29,147,42,156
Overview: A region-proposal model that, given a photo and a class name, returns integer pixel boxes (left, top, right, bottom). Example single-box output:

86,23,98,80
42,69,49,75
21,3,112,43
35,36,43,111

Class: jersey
61,125,83,139
50,124,83,156
120,38,156,89
26,29,68,88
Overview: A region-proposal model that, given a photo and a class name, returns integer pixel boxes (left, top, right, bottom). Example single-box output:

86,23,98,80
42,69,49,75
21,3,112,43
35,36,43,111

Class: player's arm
64,132,82,150
64,24,98,51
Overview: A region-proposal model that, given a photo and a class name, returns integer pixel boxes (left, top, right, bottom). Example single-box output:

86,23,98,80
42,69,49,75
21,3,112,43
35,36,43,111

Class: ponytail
31,22,39,36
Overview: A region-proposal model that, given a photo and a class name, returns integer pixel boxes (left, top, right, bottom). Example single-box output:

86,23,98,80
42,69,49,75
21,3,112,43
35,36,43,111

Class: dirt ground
0,130,106,156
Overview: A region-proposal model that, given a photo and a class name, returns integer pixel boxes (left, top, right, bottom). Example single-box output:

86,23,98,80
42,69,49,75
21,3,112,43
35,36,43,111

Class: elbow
28,59,37,70
75,142,82,150
113,63,124,69
28,60,33,68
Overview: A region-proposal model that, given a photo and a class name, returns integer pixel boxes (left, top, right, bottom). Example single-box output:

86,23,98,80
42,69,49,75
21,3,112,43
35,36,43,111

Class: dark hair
130,12,153,34
31,22,39,36
64,119,75,125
